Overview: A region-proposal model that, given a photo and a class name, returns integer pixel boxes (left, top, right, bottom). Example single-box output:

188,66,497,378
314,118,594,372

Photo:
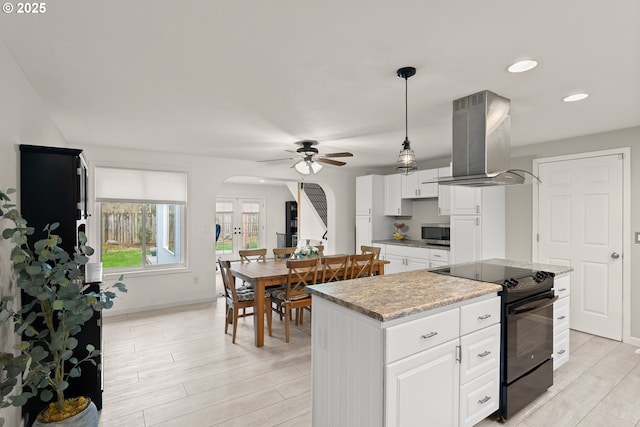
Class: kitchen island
307,258,572,427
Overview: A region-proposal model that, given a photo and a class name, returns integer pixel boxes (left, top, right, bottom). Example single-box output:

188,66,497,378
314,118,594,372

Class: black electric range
431,262,556,420
431,263,554,302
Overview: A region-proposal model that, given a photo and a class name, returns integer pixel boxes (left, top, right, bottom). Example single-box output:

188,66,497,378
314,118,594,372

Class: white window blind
95,167,187,204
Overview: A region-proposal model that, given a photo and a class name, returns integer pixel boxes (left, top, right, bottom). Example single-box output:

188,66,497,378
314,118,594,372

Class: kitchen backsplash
392,199,449,240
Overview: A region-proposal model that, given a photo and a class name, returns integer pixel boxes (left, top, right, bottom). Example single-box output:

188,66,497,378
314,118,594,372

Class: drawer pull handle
477,350,491,358
478,396,491,405
558,288,567,292
558,349,566,355
557,315,566,320
421,332,438,340
477,314,491,320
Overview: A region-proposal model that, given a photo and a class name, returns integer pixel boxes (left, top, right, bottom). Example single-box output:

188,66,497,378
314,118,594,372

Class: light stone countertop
307,258,572,322
372,239,450,250
307,269,502,322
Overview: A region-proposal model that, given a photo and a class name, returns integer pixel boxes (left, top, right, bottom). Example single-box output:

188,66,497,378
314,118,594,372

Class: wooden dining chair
218,259,272,343
315,245,325,256
349,253,375,279
321,255,350,283
239,248,267,263
270,258,318,343
360,245,381,261
238,248,267,299
273,247,296,260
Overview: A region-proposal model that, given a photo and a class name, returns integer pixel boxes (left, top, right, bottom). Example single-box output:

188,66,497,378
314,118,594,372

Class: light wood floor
99,298,640,427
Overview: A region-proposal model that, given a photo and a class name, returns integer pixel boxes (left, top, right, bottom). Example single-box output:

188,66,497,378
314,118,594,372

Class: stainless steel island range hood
437,90,525,186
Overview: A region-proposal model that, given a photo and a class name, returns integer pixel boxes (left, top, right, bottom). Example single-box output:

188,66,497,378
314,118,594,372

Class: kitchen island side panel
312,297,384,427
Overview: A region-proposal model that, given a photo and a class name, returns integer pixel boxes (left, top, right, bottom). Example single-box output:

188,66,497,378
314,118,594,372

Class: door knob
611,252,620,259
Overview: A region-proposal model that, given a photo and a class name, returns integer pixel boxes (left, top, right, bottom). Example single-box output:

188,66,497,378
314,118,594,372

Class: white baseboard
102,296,219,317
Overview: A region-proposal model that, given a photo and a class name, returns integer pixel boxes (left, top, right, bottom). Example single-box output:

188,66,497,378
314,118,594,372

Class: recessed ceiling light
507,60,538,73
563,93,589,102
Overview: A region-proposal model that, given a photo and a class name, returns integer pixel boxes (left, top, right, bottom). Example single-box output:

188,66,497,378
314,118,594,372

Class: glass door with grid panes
215,197,264,260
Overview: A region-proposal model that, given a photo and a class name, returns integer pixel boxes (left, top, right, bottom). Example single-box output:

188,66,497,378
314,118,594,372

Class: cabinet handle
476,217,480,226
477,314,491,320
397,208,400,214
477,350,491,358
476,205,480,214
558,349,566,355
369,208,371,215
421,331,438,340
433,254,442,258
478,396,491,405
557,288,567,292
557,315,566,320
438,207,441,214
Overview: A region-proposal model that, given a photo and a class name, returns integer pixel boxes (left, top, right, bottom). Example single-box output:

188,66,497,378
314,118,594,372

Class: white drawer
385,308,459,363
459,324,501,384
429,248,449,263
459,368,500,427
553,297,570,335
553,328,570,370
554,274,571,299
385,244,429,260
460,296,501,336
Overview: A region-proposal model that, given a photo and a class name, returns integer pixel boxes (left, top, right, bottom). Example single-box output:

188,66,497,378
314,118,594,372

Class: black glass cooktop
431,263,539,284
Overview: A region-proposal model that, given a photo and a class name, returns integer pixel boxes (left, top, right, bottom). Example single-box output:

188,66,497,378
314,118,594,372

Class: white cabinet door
385,339,459,427
450,187,481,215
356,175,373,216
438,166,452,216
401,172,420,199
385,174,413,216
385,254,406,274
405,256,430,272
450,215,481,264
355,215,372,250
418,169,439,198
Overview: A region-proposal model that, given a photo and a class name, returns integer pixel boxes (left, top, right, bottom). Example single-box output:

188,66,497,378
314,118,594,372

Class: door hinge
456,345,461,363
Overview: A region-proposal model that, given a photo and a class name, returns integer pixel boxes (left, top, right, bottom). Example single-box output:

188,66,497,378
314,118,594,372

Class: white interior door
537,154,623,340
215,197,264,260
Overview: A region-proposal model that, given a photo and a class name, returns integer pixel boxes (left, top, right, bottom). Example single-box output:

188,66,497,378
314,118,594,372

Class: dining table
230,256,389,347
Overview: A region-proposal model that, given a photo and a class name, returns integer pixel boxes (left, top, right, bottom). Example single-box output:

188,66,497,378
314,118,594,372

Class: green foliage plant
0,188,126,424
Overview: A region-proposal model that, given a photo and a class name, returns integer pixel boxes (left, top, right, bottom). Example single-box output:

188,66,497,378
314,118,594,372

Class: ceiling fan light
397,139,417,175
294,161,311,175
310,161,323,174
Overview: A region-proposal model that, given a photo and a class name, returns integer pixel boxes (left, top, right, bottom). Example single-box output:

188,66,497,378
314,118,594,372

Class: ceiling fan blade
316,158,346,166
321,152,353,158
257,157,297,162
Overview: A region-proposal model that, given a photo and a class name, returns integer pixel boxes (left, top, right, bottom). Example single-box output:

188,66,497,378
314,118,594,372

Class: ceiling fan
259,140,353,175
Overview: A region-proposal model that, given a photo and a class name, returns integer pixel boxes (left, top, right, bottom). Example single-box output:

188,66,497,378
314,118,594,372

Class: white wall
506,126,640,341
0,41,68,427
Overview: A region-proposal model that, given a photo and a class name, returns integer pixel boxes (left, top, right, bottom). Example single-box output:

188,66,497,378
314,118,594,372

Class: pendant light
396,66,418,175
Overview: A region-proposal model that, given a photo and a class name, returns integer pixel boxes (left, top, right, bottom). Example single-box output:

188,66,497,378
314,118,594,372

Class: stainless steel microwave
421,224,450,246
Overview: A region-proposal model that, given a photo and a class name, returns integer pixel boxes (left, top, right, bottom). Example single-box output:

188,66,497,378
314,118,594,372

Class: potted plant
0,188,126,426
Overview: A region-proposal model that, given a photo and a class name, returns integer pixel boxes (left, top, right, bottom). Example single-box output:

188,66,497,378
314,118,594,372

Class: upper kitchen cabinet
450,186,482,215
356,175,375,216
355,175,391,250
438,166,452,216
384,174,412,216
401,169,439,199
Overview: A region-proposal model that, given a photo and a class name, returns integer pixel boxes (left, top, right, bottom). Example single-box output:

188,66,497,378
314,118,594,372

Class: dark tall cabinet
285,201,298,247
19,145,101,425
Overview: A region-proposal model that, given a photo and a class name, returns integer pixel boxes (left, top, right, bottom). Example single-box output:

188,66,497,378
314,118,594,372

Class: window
95,167,187,271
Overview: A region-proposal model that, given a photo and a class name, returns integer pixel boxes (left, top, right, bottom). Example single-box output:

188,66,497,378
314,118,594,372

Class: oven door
505,291,557,383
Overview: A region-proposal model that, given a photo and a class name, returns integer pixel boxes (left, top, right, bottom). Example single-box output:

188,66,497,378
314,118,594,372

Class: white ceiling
1,1,639,170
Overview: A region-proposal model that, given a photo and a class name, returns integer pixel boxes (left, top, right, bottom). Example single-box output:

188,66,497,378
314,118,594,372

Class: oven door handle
510,295,558,315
